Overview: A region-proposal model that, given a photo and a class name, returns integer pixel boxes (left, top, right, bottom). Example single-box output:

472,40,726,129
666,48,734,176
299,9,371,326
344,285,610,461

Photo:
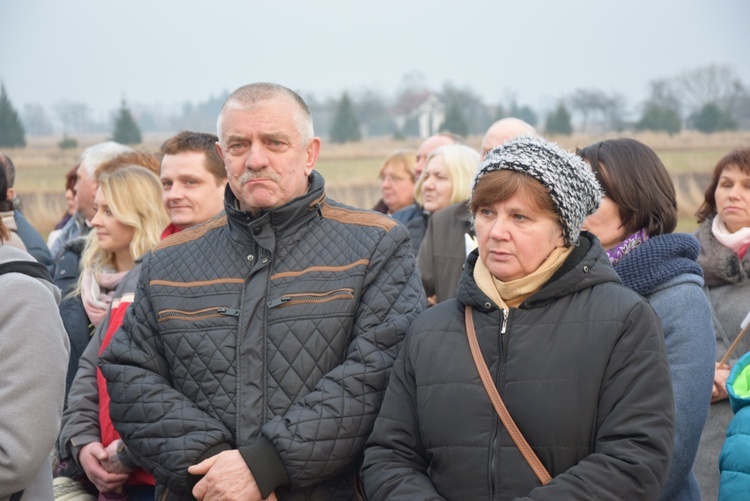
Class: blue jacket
615,233,715,501
54,236,92,404
14,210,54,275
719,351,750,501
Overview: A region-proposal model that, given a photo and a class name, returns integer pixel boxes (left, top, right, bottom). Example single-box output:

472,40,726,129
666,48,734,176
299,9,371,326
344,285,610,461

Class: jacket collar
697,216,750,286
224,171,327,246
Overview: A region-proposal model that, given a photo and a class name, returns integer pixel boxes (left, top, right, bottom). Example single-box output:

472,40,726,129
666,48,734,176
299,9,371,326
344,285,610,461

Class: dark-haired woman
692,147,750,500
578,138,714,501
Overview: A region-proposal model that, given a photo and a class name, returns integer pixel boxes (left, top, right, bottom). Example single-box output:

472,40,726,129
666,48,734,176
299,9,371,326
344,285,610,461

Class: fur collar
696,217,750,287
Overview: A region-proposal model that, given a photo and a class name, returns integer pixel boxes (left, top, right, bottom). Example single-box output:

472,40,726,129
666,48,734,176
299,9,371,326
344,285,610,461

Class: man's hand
189,450,277,501
712,362,731,403
79,442,130,493
100,440,134,474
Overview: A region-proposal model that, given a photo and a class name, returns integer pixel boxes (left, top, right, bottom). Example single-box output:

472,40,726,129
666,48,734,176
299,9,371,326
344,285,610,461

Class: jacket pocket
267,288,355,309
157,307,240,323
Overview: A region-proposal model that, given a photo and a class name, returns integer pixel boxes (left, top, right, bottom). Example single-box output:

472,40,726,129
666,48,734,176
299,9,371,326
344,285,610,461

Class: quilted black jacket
100,172,426,500
362,234,675,500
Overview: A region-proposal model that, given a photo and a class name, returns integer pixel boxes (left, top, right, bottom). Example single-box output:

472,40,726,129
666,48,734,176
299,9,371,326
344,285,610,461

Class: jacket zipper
157,307,240,321
267,288,355,308
491,308,510,498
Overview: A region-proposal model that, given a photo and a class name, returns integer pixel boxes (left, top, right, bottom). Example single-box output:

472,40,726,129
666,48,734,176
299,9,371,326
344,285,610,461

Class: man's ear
304,138,321,176
6,187,15,201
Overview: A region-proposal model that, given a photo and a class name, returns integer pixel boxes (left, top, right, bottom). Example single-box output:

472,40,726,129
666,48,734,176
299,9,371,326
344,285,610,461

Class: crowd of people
0,81,748,501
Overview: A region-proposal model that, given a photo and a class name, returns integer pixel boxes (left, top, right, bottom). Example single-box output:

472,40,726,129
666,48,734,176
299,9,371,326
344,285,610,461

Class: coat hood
728,351,750,415
0,245,60,304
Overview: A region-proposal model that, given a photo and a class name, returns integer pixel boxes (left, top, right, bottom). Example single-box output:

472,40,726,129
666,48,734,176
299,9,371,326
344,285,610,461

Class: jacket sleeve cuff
115,441,141,471
69,434,103,466
238,437,290,498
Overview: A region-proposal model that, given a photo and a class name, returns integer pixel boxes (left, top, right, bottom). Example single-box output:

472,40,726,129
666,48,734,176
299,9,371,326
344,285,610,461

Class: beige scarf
473,246,573,309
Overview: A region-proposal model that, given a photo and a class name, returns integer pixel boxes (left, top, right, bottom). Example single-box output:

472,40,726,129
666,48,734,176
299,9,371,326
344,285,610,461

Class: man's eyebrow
259,131,291,142
224,134,246,144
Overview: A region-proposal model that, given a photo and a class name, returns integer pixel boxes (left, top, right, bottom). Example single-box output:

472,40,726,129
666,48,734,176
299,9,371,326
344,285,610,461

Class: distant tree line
2,64,748,148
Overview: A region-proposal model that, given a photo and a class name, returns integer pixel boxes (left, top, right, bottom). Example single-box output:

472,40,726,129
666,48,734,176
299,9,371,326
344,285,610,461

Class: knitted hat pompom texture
472,136,603,246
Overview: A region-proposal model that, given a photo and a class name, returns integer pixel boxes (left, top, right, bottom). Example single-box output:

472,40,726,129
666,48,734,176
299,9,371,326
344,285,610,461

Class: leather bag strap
464,305,552,486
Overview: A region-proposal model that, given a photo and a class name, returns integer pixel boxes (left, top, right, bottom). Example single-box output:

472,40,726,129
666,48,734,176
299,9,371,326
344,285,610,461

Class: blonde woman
373,149,418,215
57,165,168,500
405,144,480,252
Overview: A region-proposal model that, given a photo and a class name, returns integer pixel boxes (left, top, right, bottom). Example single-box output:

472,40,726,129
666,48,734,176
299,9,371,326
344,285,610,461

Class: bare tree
676,64,745,111
54,100,94,135
22,103,53,135
569,88,627,132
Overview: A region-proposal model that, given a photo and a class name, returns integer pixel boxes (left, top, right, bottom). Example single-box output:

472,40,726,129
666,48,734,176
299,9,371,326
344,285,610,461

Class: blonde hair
378,149,417,182
415,144,480,206
76,166,168,291
0,217,8,242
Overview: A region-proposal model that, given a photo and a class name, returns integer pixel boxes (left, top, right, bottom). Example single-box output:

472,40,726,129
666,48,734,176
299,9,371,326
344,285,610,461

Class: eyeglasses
379,174,411,184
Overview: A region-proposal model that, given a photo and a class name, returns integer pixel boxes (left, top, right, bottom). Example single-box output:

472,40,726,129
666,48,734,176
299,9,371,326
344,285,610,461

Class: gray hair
216,82,314,146
80,142,133,178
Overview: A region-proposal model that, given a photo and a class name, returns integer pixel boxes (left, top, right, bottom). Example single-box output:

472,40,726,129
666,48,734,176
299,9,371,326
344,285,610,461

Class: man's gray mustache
238,171,281,185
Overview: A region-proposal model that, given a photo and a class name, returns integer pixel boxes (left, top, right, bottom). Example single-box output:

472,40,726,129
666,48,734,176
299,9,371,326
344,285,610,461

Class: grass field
5,130,750,238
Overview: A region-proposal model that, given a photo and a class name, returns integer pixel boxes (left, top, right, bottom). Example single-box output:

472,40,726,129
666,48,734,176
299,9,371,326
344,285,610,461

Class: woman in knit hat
578,138,714,501
362,136,675,500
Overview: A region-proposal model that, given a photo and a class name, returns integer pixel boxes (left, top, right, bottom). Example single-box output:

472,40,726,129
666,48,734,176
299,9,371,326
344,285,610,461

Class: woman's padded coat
362,233,675,500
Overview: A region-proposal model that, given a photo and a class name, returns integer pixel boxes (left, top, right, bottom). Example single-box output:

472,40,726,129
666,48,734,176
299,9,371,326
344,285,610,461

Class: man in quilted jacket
100,82,426,501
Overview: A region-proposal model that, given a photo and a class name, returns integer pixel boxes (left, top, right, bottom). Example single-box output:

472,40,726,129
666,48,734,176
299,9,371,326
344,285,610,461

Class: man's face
160,151,227,230
415,135,454,179
217,96,320,215
74,164,98,221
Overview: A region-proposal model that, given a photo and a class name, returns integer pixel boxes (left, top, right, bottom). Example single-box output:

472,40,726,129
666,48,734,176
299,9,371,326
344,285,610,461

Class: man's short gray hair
217,83,315,146
80,142,133,178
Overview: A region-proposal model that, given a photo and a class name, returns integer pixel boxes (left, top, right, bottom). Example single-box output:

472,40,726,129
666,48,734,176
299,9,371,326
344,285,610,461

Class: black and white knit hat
472,136,603,245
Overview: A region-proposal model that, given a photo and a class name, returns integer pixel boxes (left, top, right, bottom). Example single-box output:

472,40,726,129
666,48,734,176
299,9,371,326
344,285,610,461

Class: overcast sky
1,0,748,119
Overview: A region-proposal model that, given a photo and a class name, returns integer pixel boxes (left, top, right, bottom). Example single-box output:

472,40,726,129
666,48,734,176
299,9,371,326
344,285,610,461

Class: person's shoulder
320,198,399,233
152,214,228,253
410,299,461,331
0,260,58,305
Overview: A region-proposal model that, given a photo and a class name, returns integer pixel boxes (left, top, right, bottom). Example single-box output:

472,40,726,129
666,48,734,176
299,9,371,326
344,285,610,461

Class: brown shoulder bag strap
464,305,552,486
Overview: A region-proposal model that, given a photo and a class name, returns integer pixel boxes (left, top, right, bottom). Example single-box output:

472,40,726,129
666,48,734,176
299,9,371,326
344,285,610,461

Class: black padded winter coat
362,234,675,500
101,173,426,500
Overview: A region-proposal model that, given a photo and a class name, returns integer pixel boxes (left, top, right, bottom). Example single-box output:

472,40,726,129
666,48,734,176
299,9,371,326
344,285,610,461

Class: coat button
261,257,269,264
484,302,492,310
583,265,589,273
59,269,66,275
253,227,262,236
247,255,254,261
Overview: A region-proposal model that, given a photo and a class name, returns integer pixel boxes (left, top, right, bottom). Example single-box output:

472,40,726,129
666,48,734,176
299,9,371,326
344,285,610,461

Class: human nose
244,143,269,170
167,183,183,200
488,217,510,241
90,210,102,227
